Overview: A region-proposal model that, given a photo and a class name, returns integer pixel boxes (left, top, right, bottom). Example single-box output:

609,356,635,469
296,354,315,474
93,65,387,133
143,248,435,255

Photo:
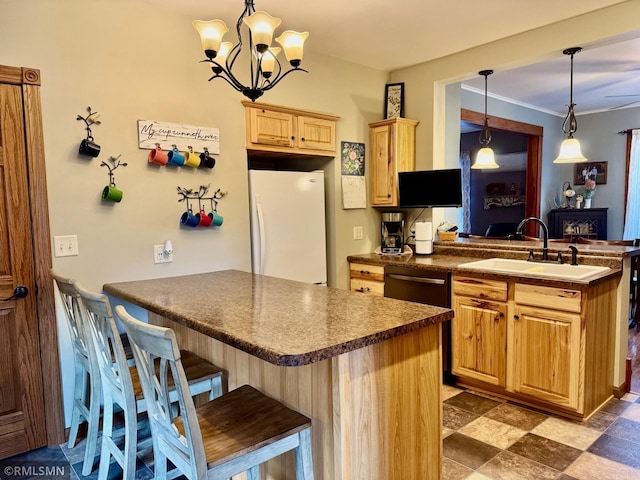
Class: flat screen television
398,169,462,208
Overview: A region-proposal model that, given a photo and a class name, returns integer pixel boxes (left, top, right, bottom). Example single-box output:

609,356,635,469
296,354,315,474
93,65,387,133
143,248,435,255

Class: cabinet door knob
291,136,295,140
513,314,520,321
387,193,391,198
301,137,305,142
358,287,370,292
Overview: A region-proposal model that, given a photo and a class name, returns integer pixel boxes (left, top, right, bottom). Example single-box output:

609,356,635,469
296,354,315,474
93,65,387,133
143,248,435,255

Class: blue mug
180,209,199,227
167,147,185,166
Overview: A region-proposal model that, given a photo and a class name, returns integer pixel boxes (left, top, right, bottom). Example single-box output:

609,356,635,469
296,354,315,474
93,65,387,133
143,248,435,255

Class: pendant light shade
471,69,499,170
554,47,588,164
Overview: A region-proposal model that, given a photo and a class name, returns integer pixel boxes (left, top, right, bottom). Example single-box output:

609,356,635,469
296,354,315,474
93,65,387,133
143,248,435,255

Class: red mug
196,209,212,227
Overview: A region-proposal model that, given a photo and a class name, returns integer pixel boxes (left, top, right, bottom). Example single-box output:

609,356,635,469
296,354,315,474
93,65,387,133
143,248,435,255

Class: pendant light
472,70,499,169
554,47,587,163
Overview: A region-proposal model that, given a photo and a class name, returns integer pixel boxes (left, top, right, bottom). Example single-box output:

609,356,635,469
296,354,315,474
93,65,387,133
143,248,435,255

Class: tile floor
443,384,640,480
3,387,640,479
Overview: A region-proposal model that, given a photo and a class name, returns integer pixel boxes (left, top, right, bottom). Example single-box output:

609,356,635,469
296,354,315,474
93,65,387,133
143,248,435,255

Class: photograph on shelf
384,83,404,119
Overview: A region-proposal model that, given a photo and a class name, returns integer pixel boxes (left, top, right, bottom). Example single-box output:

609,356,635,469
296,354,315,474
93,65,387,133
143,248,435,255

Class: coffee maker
381,212,405,254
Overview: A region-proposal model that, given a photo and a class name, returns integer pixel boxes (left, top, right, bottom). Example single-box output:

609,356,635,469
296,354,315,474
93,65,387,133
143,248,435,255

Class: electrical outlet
154,244,173,264
53,235,79,257
353,226,363,240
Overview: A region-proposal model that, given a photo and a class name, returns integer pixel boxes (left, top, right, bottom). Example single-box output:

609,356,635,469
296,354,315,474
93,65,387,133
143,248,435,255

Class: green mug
102,184,123,202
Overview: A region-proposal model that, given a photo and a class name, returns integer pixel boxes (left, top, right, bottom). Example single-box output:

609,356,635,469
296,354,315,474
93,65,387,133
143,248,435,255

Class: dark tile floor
442,385,640,480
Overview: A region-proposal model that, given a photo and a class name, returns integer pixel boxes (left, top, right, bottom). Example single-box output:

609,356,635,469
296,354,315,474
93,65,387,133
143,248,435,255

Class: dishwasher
384,265,455,384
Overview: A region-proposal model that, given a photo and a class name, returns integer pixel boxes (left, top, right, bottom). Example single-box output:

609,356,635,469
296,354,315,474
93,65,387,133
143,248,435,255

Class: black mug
79,138,101,157
199,152,215,169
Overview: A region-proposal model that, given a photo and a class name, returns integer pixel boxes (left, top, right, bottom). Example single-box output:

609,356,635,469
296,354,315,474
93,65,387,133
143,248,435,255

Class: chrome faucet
516,217,549,261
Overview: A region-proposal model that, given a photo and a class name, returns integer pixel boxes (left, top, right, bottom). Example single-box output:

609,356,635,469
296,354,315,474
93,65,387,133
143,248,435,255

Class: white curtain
623,129,640,240
459,151,471,233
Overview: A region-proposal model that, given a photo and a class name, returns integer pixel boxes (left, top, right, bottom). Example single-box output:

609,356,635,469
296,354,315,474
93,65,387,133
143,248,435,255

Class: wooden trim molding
1,64,64,445
461,108,543,235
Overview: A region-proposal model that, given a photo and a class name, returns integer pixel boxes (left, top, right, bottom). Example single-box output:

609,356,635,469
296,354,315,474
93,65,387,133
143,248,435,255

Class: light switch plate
53,235,79,257
353,226,364,240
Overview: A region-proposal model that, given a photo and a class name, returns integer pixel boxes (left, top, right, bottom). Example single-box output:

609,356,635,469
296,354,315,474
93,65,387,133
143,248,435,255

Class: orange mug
148,146,168,165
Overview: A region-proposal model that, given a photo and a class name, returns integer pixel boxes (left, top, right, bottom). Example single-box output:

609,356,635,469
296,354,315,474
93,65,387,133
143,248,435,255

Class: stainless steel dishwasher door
384,265,454,384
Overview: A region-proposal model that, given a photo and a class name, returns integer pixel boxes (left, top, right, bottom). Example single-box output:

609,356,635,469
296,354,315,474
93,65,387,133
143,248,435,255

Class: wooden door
452,296,507,386
0,75,49,457
510,305,581,411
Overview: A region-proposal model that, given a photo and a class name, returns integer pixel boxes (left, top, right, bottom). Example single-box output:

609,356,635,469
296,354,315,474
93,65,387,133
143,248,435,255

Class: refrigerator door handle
256,195,266,275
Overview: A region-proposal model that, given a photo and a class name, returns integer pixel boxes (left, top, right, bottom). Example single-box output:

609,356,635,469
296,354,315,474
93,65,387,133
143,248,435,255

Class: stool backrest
76,285,136,413
115,305,206,478
51,270,92,365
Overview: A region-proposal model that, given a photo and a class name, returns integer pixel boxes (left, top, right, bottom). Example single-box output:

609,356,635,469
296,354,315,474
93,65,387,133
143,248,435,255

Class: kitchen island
104,270,453,480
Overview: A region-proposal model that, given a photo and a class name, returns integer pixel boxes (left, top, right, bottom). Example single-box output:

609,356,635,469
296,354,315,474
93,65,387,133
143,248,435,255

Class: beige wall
1,0,387,424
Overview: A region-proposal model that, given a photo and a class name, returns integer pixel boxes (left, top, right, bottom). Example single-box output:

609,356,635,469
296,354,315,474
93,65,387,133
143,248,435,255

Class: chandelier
471,69,499,169
554,47,587,163
193,0,309,102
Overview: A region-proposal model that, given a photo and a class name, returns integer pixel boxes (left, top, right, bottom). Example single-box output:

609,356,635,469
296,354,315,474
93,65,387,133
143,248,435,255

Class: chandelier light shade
472,69,499,170
193,0,309,102
554,47,588,163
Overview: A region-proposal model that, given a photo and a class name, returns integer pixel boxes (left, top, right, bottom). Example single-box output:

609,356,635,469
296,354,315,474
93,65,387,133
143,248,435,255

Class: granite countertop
103,270,453,367
348,237,632,288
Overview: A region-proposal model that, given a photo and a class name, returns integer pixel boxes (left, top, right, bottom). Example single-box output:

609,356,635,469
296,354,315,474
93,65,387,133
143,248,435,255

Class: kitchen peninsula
104,270,453,480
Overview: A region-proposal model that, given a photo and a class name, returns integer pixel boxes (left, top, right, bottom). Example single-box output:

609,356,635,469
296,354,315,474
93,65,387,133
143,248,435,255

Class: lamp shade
260,47,281,75
276,30,308,66
553,137,587,163
243,11,281,53
471,147,499,169
193,20,229,59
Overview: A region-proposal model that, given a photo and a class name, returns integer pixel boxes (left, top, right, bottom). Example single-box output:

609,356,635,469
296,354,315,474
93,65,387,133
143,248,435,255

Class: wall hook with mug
77,106,102,157
101,154,127,202
177,184,226,228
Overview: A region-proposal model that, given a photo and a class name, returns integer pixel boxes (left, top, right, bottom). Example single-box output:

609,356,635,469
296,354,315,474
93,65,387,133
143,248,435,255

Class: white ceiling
144,0,639,114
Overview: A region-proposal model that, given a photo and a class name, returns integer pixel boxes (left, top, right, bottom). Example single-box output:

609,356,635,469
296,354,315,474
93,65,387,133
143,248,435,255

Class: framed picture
384,82,404,119
574,161,608,185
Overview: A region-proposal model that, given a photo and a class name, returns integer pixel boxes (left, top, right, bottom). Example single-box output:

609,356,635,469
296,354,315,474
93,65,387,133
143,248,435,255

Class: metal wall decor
177,184,227,227
101,155,127,202
77,106,102,157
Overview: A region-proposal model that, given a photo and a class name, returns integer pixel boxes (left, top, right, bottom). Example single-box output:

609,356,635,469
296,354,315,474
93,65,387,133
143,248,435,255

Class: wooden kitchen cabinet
369,117,419,206
452,274,616,419
349,262,384,296
242,101,339,157
452,277,508,387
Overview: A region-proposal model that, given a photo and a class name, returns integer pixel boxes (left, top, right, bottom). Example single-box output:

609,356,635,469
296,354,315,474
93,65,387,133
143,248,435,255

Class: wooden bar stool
75,283,226,480
51,270,102,476
116,304,315,480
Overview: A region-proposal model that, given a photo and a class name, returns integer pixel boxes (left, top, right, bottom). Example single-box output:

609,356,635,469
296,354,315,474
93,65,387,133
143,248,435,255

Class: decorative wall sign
137,120,220,154
384,83,404,119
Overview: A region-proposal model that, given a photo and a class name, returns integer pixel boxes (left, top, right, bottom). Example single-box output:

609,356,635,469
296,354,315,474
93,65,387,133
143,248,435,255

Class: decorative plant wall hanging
101,155,127,202
77,106,102,157
177,184,226,227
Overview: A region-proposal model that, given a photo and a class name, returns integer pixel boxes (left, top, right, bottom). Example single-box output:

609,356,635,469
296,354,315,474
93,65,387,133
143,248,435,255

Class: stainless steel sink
458,258,610,280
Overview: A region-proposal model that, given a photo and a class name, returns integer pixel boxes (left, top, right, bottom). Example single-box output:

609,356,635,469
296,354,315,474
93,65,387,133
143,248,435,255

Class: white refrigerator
248,169,327,285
